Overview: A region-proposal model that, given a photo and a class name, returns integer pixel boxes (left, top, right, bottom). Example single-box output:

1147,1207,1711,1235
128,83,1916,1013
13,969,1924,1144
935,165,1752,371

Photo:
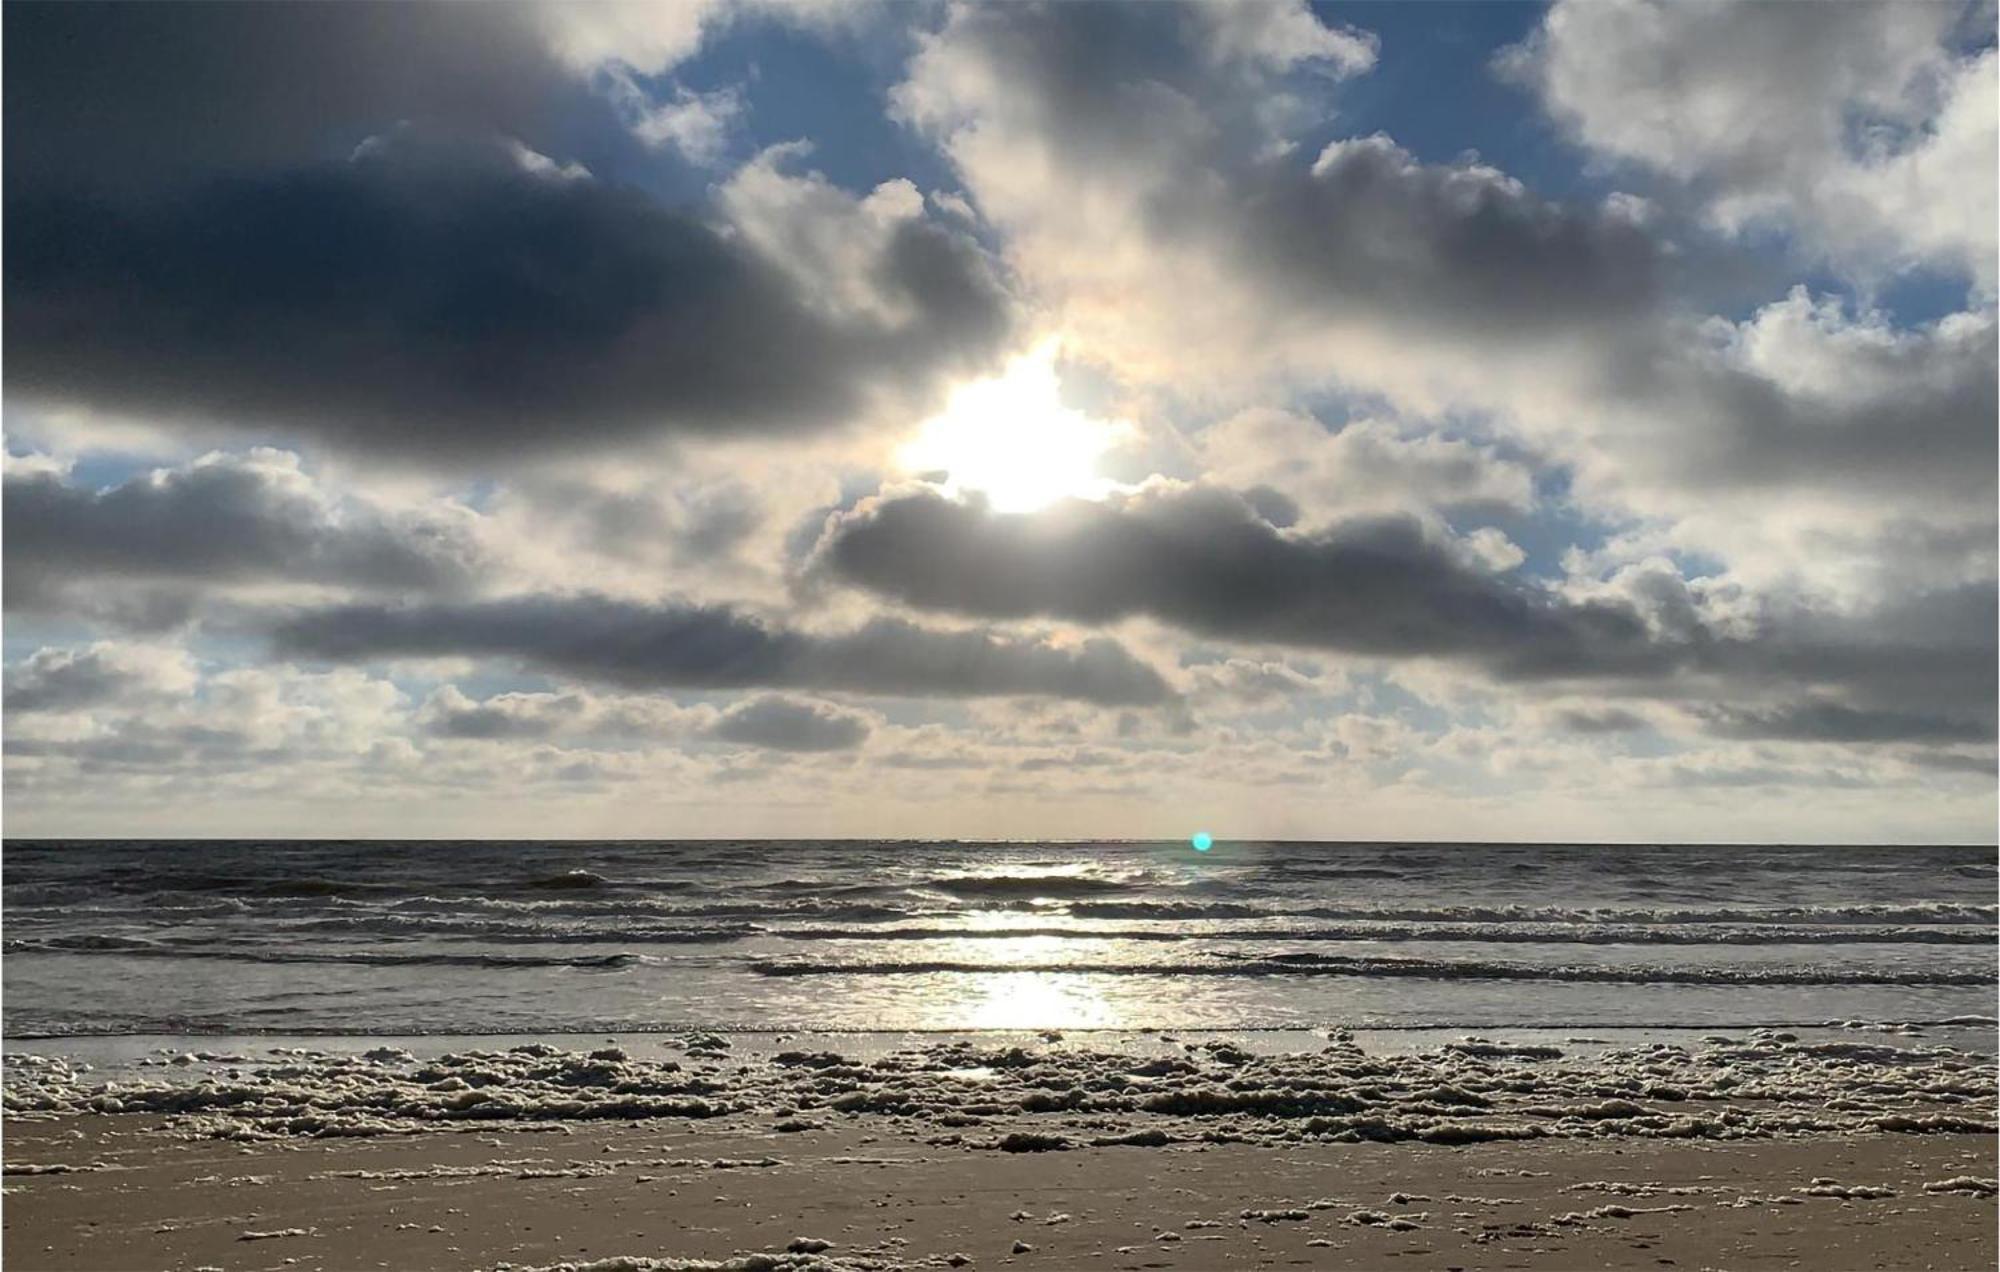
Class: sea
4,839,1995,1053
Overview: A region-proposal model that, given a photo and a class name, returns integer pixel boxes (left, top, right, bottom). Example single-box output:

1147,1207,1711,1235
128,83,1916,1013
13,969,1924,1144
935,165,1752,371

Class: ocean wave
15,918,1986,956
1064,901,1266,920
371,896,915,922
14,881,1990,932
924,873,1138,899
1065,901,1999,925
4,871,706,905
1273,866,1410,881
2,933,171,953
748,955,1996,987
768,922,1994,946
524,870,612,890
1,940,645,969
749,880,909,899
270,917,759,944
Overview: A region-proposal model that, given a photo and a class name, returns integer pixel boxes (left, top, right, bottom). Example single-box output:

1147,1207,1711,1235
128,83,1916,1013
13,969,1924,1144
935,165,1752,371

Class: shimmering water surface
4,840,1994,1037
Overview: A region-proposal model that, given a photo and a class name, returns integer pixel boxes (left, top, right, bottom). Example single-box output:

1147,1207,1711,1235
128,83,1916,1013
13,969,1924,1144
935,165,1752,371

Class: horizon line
6,836,1994,849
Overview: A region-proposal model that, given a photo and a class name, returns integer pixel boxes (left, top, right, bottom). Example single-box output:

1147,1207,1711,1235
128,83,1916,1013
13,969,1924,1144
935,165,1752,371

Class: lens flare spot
1190,832,1214,853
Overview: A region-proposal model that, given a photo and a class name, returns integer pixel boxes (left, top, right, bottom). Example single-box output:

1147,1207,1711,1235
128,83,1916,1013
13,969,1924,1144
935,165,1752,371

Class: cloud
5,658,404,775
1197,411,1537,518
1906,750,1999,776
534,0,866,78
892,0,1994,632
3,1,853,193
602,75,744,163
2,0,1991,841
893,3,1669,395
1692,578,1999,722
1186,657,1330,705
534,0,719,77
416,686,595,742
3,643,198,715
812,483,1667,679
271,594,1174,707
3,451,483,619
2,1,574,196
1242,133,1666,348
708,694,871,751
1696,700,1994,744
1554,706,1653,735
1644,291,1997,506
1194,0,1378,75
415,682,870,753
497,475,767,575
815,485,1998,742
5,135,1013,462
1505,0,1996,286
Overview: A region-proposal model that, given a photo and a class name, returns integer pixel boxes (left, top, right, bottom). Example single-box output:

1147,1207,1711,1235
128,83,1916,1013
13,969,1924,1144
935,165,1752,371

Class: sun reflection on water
959,969,1122,1031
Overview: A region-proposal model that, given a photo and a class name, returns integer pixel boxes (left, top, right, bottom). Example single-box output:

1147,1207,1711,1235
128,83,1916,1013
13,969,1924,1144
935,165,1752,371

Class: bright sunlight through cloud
898,340,1127,513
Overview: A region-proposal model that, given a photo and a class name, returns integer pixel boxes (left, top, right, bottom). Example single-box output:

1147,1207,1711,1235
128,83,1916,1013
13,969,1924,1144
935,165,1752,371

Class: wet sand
4,1115,1994,1271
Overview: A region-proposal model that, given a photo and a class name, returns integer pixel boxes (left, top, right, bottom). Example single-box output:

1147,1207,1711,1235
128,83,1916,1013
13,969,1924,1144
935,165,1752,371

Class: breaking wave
749,955,1996,987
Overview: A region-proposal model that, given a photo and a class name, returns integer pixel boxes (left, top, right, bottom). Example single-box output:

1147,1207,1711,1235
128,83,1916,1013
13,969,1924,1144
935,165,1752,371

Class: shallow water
4,839,1993,1036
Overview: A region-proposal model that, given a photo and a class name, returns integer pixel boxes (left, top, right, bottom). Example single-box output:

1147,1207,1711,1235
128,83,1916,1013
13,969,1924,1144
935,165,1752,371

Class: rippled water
4,840,1994,1036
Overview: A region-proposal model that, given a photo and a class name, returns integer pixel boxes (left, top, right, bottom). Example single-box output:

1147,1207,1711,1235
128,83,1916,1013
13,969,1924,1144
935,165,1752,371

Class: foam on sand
1924,1176,1999,1195
5,1028,1992,1150
498,1254,903,1272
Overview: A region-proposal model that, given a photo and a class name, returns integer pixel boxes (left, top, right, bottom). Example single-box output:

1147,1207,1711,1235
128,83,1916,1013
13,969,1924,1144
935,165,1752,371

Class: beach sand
6,1028,1997,1271
3,1115,1996,1271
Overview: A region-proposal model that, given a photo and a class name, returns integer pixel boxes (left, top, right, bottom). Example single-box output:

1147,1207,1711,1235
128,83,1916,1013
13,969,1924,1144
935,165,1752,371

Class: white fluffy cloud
1506,0,1997,287
1198,410,1537,519
602,76,744,163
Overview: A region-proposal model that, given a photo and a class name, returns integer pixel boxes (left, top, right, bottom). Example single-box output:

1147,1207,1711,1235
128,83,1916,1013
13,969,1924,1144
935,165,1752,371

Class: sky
2,0,1995,843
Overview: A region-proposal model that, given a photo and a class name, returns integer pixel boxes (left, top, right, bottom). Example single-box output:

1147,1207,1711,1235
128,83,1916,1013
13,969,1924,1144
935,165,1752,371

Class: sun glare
898,340,1125,513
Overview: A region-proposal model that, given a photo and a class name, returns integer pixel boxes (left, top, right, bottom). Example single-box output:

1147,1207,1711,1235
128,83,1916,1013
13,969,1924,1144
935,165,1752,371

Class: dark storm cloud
2,458,479,609
5,0,1010,459
1625,304,2000,506
5,722,300,774
5,141,1013,460
1906,750,2000,776
1697,700,1995,744
271,596,1174,707
1237,135,1665,343
673,485,766,564
708,695,871,752
3,648,163,715
418,691,589,742
1724,582,2000,721
1556,707,1653,735
517,476,765,567
812,485,1669,680
3,2,573,196
814,486,1998,740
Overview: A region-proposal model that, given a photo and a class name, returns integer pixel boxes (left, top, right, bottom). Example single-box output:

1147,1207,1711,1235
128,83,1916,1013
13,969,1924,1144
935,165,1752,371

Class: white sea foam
1922,1176,1998,1195
1798,1178,1896,1199
1554,1203,1694,1223
498,1256,902,1272
8,1031,1990,1151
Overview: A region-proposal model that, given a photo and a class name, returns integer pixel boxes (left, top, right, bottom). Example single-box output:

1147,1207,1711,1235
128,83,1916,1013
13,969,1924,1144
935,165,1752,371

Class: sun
897,340,1126,513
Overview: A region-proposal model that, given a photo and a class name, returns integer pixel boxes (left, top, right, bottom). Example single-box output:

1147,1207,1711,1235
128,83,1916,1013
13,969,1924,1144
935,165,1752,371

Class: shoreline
7,1016,1993,1059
